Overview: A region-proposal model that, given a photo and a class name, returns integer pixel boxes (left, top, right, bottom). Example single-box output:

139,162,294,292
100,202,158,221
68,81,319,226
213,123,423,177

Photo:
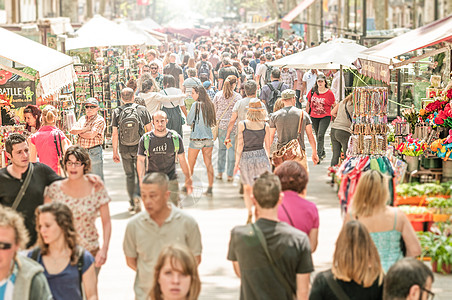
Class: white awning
66,15,147,50
0,27,76,98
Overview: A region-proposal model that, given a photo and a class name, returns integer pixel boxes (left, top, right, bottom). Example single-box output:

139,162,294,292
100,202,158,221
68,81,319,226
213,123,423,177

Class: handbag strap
324,270,350,300
251,223,296,296
281,204,294,226
297,110,305,145
12,163,34,210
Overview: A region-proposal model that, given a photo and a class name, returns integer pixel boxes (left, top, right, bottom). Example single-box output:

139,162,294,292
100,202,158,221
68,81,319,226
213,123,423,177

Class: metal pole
397,69,401,116
320,0,324,42
339,65,343,102
354,0,357,33
434,0,438,20
362,0,366,40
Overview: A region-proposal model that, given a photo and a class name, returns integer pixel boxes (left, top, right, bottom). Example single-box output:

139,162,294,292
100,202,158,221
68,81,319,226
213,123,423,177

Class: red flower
447,89,452,100
429,91,437,98
0,70,12,85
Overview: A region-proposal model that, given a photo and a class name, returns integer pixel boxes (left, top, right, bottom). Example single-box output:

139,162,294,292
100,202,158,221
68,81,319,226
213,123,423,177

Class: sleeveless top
243,122,265,152
368,212,403,272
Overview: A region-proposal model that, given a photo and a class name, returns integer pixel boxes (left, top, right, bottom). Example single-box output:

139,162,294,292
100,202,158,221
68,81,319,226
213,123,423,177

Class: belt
190,138,210,141
87,145,102,150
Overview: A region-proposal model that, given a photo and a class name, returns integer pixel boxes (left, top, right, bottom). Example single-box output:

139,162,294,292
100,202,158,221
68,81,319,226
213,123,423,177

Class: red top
307,89,335,118
30,125,68,174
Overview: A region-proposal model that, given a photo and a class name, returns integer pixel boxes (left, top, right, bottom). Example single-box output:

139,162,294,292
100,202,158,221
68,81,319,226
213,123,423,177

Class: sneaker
204,186,213,197
133,196,141,213
320,153,326,160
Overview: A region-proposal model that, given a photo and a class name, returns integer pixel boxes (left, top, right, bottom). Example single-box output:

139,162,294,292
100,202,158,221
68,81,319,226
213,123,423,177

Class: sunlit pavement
97,125,452,299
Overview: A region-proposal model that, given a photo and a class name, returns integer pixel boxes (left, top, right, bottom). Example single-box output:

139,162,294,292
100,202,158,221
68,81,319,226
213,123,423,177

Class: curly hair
150,244,201,300
35,202,79,265
0,205,29,249
274,160,308,193
63,145,91,174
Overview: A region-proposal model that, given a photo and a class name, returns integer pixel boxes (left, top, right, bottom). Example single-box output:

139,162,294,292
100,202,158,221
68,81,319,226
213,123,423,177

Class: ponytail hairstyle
223,75,237,99
192,85,216,127
41,105,59,126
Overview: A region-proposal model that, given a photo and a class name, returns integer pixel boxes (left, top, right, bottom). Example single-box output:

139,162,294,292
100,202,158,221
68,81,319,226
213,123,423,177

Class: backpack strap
277,82,284,91
267,83,275,91
77,247,84,297
143,133,151,156
169,130,180,153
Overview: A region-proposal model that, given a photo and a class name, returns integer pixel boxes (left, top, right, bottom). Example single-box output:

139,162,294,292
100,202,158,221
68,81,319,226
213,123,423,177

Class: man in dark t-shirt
227,172,313,300
137,110,192,205
163,53,184,89
218,58,240,90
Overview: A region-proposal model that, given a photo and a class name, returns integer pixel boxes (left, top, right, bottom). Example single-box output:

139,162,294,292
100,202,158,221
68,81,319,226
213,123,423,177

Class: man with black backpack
259,68,289,113
112,88,152,213
195,52,213,82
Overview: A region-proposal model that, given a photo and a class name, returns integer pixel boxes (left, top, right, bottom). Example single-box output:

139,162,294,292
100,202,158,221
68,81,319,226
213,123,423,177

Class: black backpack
266,82,284,113
243,66,254,80
117,103,143,146
264,64,273,85
198,61,210,77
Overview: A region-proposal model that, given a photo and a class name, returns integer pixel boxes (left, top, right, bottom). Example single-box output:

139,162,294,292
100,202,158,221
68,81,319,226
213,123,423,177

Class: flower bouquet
402,107,419,134
397,135,428,156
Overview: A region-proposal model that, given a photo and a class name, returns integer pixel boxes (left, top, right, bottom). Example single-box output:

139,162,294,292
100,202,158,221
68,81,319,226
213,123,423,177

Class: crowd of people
0,34,435,300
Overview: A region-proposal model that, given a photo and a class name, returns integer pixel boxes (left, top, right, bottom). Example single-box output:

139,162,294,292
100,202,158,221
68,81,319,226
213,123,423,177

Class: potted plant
396,136,428,172
418,223,452,274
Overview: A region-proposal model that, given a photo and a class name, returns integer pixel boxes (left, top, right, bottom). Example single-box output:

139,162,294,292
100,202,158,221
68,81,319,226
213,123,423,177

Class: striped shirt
0,262,18,300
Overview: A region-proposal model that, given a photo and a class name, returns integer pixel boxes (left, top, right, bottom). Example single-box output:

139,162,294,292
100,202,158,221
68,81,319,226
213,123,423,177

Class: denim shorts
189,139,214,149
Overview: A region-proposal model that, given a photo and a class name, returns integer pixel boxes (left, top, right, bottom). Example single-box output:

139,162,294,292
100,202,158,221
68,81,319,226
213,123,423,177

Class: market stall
0,27,77,167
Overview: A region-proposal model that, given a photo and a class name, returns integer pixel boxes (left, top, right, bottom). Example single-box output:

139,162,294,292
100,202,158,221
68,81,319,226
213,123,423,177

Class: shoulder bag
251,223,296,298
324,270,350,300
11,163,34,210
212,97,235,141
271,110,307,170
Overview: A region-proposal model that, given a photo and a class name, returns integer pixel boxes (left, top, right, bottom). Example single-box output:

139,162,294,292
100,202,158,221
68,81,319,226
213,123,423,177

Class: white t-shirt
302,70,317,96
160,87,185,108
256,63,268,86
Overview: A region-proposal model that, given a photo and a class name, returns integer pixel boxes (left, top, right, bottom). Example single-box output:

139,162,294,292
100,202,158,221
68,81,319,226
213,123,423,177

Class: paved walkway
97,125,452,299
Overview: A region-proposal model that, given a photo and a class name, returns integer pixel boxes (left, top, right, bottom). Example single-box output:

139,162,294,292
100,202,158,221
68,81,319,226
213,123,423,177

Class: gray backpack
118,103,143,146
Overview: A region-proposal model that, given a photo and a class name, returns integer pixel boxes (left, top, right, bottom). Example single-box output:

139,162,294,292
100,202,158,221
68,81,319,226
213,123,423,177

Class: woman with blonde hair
214,75,242,181
234,99,271,223
150,244,201,300
30,202,97,300
344,170,421,272
310,220,384,299
29,105,72,174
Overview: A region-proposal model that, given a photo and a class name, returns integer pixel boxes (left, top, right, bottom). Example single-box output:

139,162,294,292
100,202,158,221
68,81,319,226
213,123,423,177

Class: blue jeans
88,145,104,181
217,129,236,177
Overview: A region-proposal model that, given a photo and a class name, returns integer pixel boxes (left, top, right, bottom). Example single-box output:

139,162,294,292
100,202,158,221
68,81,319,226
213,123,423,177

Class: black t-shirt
0,163,61,247
219,66,240,81
111,103,152,152
137,131,184,180
163,63,183,87
309,270,383,300
228,218,313,300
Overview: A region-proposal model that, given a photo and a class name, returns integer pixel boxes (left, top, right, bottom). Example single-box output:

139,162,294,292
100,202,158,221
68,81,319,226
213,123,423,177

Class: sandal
215,174,223,180
227,176,233,182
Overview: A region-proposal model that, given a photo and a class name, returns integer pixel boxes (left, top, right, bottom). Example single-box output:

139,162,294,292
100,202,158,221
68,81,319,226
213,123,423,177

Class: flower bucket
405,156,419,172
432,261,452,274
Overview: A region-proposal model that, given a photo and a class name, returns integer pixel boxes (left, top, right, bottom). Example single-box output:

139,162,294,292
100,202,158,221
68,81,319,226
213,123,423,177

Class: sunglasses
0,242,12,250
85,105,97,109
150,67,158,70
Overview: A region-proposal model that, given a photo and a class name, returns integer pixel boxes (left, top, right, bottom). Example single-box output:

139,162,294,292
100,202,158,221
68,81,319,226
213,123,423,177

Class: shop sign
0,81,36,108
358,59,391,84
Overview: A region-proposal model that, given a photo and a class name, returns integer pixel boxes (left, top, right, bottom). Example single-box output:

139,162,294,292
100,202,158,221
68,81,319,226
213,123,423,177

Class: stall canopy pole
393,47,450,69
0,63,35,81
340,65,343,102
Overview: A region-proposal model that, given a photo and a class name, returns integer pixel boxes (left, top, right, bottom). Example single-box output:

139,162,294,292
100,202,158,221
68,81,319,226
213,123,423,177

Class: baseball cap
281,89,296,100
203,81,211,89
85,97,99,106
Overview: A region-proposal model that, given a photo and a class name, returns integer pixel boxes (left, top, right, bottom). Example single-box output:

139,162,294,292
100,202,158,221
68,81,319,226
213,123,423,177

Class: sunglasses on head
0,242,12,250
85,105,97,109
